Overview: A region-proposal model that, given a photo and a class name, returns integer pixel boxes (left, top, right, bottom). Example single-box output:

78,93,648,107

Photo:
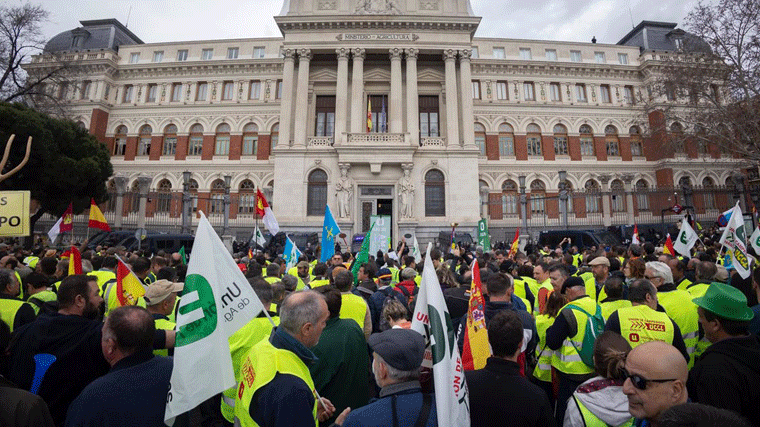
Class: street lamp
222,175,232,236
182,171,191,233
518,175,528,237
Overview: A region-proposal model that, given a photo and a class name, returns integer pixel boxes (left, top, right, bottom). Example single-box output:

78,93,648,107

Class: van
538,229,622,251
117,234,194,256
437,231,474,250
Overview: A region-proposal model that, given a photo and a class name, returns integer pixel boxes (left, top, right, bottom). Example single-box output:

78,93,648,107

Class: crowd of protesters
0,224,759,427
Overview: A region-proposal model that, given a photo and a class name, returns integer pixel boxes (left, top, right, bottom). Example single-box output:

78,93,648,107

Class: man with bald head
623,341,688,427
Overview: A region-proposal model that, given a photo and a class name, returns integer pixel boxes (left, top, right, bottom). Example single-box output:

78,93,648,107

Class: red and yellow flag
367,99,372,132
68,246,82,275
508,229,520,259
664,234,676,256
60,202,73,233
88,198,111,231
116,257,146,306
462,260,490,371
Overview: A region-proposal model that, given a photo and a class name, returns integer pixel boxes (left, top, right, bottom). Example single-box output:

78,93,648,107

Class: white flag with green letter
411,242,470,427
750,226,760,257
165,212,265,425
718,202,751,279
673,217,698,256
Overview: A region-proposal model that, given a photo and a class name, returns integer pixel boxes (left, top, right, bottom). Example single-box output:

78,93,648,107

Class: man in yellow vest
604,279,689,360
334,269,371,340
90,256,117,296
143,279,183,357
533,262,553,315
234,290,347,427
546,276,597,426
588,256,610,302
685,261,715,299
221,278,279,424
23,272,58,316
668,258,692,291
309,263,330,288
0,268,35,332
264,263,282,285
645,261,699,366
598,277,631,320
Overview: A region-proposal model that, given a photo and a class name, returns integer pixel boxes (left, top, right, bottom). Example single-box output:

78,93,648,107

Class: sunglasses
624,369,677,390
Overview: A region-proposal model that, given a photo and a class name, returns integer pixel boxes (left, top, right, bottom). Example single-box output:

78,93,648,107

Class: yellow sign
0,191,30,237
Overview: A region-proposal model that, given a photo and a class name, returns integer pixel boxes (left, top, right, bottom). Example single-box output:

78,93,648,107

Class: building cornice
274,14,481,35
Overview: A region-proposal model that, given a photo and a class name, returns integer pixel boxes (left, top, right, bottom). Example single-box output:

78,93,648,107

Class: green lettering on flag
176,274,217,346
477,219,490,249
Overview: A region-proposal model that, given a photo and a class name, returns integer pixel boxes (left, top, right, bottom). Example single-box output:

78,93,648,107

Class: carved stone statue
355,0,401,14
336,165,353,218
399,166,414,218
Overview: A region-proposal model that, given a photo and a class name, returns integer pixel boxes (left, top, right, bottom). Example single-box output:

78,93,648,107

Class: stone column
113,176,128,229
350,48,366,133
334,48,350,146
389,48,403,134
293,48,312,148
519,175,528,243
136,176,152,239
599,174,612,227
623,174,635,225
443,49,460,146
279,49,296,147
459,49,475,148
181,171,192,233
222,175,232,239
405,48,419,147
559,170,569,228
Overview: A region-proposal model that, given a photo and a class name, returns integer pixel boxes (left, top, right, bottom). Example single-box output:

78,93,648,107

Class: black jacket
465,358,555,427
687,334,760,426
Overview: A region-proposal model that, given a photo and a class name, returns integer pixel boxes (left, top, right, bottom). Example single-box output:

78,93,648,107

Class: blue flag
320,205,341,262
380,97,387,133
283,237,302,271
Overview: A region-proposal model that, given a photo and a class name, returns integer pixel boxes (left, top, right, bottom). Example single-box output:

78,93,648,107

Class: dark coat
0,376,55,427
342,381,437,427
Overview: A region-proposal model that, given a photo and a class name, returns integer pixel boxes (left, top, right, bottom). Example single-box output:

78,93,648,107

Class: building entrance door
359,186,394,243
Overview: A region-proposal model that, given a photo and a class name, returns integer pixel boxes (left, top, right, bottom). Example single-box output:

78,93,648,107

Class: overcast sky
31,0,700,45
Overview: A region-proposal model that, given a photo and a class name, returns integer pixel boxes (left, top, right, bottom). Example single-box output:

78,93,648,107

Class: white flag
412,236,422,264
750,226,760,257
411,242,470,427
47,216,63,243
718,202,751,279
283,237,302,271
165,212,265,425
673,218,698,256
253,226,267,247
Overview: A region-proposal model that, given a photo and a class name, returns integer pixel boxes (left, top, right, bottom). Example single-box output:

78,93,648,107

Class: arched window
209,179,226,214
529,180,545,214
671,122,685,153
156,179,172,213
629,126,643,157
242,123,258,156
635,179,649,211
526,123,542,156
702,177,715,209
605,125,620,156
695,125,708,155
114,125,127,156
238,179,256,213
585,179,600,213
138,125,152,156
307,169,328,216
611,179,625,212
502,179,518,215
579,124,594,156
474,123,486,156
215,123,231,156
270,123,279,147
425,169,445,217
498,123,514,156
553,124,568,156
162,124,177,156
678,176,692,188
188,124,204,156
479,180,489,207
189,179,199,212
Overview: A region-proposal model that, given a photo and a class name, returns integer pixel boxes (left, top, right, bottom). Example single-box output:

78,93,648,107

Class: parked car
437,231,474,250
86,230,156,250
538,229,622,251
117,233,194,256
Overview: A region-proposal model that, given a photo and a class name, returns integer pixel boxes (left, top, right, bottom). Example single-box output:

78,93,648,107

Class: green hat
692,283,754,322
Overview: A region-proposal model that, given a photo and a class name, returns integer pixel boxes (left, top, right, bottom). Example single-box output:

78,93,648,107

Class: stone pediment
364,67,391,81
310,67,338,81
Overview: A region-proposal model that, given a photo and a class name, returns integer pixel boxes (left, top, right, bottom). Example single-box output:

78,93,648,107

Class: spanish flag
115,256,146,306
88,198,111,231
68,246,82,275
508,229,520,259
663,233,676,256
462,260,489,370
367,99,372,132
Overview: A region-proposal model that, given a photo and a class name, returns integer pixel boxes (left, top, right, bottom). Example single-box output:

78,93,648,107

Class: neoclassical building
28,0,743,243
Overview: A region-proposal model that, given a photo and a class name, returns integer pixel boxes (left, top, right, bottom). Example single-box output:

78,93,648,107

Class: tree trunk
25,208,45,249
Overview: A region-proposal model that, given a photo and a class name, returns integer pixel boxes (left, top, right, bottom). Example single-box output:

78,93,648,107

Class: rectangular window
163,136,177,155
315,95,336,137
137,137,150,156
545,49,557,61
527,136,542,156
201,49,213,60
550,83,561,101
58,82,68,99
600,84,611,103
580,138,594,156
242,135,258,156
253,47,265,58
575,84,587,102
519,48,532,60
674,38,684,50
496,81,508,100
523,82,535,101
227,47,239,59
222,81,234,100
419,95,439,138
607,140,620,156
249,80,261,100
499,135,514,156
81,81,91,99
196,82,208,101
624,85,635,105
171,83,182,102
177,50,188,61
368,95,389,133
472,81,481,99
129,53,139,63
475,133,486,156
114,137,126,156
188,136,203,156
153,51,164,62
595,52,606,63
618,53,628,64
492,47,505,59
570,50,582,62
631,140,643,156
471,47,479,58
147,84,157,102
123,85,133,103
276,80,283,99
554,136,569,155
665,82,677,101
215,136,230,156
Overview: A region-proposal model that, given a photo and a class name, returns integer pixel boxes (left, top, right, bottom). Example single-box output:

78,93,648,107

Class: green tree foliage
0,102,112,232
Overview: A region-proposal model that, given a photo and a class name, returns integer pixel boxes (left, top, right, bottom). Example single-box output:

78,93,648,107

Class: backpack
566,304,605,368
28,297,59,316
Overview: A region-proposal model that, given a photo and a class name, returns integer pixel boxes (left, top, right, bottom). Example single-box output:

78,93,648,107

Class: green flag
351,222,375,284
179,246,187,265
477,218,491,250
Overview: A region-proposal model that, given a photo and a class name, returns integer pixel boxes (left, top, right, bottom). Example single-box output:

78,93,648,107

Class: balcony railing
346,133,405,145
308,137,333,147
420,137,445,147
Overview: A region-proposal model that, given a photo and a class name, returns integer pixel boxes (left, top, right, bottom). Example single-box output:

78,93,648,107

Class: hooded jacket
564,376,632,427
687,334,760,426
